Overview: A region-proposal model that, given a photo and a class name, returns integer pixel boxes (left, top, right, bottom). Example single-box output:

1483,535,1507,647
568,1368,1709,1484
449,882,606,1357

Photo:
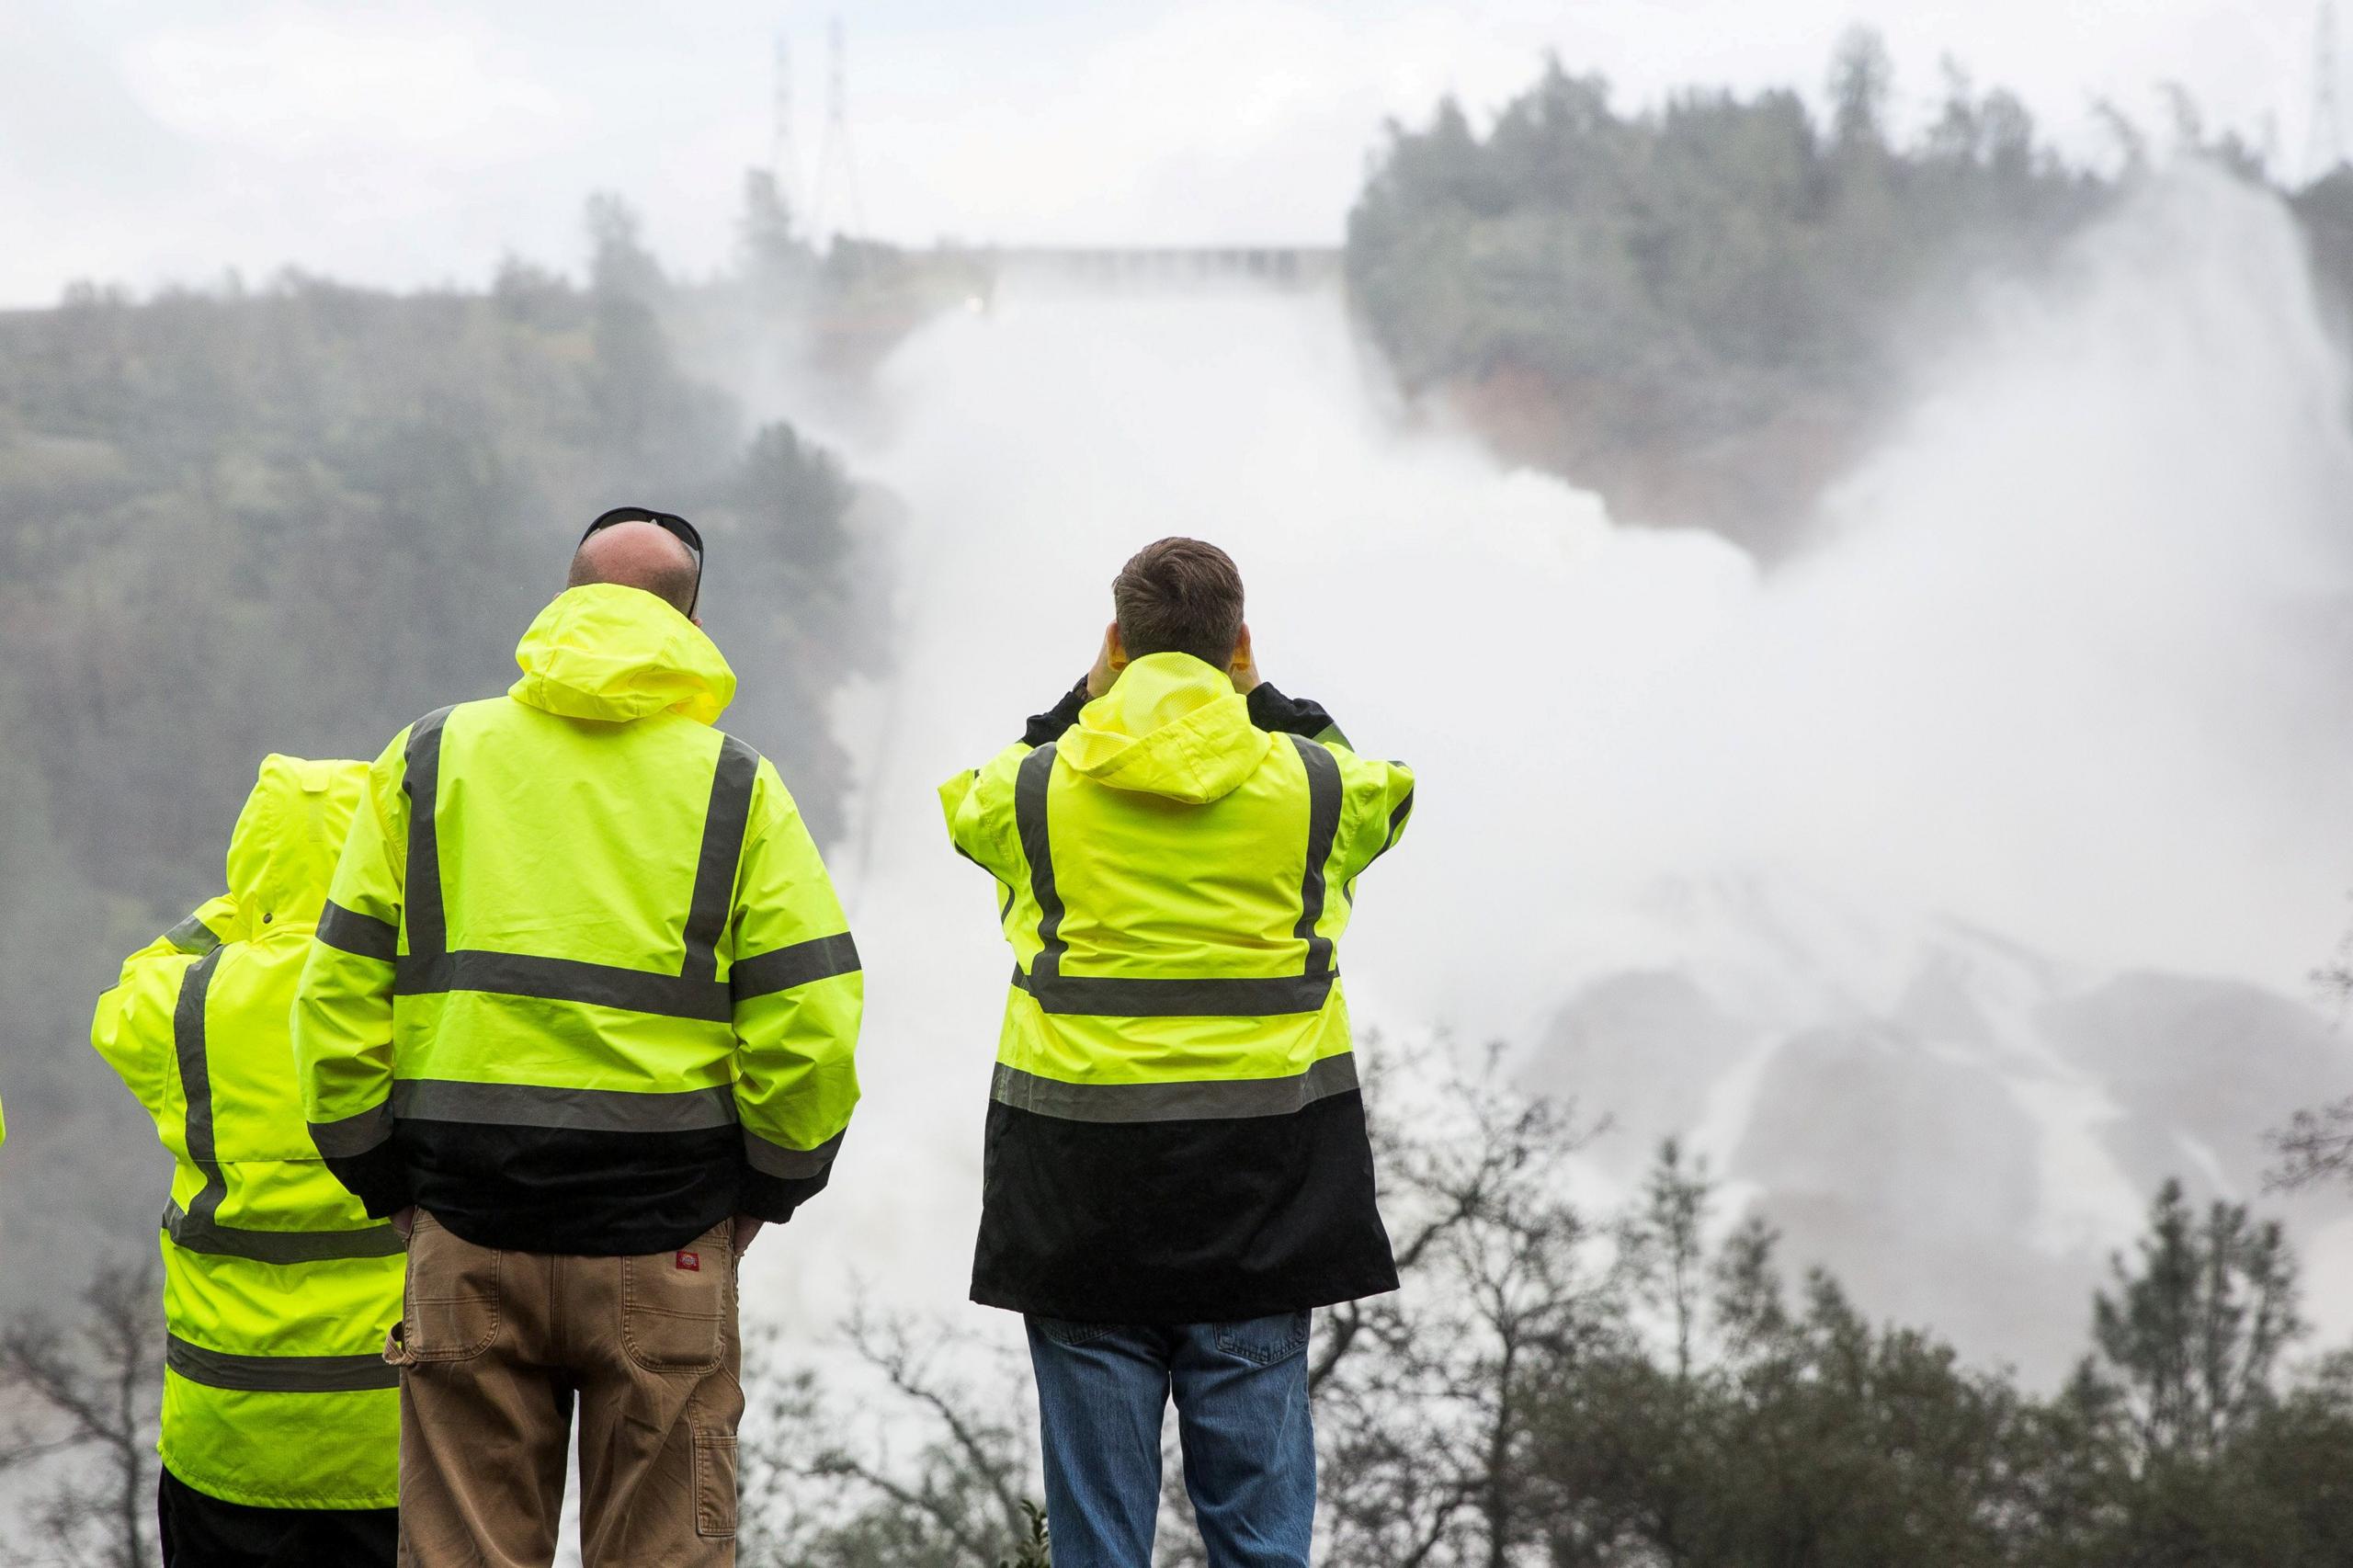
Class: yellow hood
1057,653,1273,805
508,584,736,726
223,755,369,938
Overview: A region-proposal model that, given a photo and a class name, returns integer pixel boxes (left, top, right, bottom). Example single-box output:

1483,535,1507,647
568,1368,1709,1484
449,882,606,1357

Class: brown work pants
391,1212,743,1567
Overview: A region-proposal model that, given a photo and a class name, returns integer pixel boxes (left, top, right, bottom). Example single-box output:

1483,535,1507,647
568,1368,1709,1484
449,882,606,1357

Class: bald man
296,508,865,1565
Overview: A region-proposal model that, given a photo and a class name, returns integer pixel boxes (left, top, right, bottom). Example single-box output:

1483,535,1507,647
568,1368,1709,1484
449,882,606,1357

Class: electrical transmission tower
770,31,797,212
2314,0,2347,182
810,12,865,244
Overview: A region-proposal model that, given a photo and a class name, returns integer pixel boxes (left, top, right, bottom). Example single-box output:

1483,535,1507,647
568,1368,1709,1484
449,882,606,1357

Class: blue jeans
1025,1312,1315,1568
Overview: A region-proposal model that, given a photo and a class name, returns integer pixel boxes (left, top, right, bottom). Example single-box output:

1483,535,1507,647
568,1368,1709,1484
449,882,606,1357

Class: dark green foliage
1343,36,2327,555
0,195,880,1299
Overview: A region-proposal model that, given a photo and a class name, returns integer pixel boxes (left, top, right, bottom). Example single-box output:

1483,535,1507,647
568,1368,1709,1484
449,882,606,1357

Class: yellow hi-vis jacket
293,584,863,1255
942,652,1415,1322
91,756,400,1511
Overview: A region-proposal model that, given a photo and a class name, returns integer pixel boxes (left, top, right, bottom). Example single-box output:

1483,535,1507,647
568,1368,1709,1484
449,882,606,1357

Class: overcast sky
2,0,2335,305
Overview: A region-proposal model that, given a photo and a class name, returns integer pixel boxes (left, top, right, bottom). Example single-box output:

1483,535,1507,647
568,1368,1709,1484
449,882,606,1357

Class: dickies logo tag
675,1251,701,1272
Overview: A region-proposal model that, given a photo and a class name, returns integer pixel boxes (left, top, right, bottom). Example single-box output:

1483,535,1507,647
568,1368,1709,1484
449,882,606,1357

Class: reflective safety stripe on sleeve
317,900,398,963
165,1334,399,1393
308,1100,395,1159
732,933,861,1000
1006,733,1347,1019
744,1126,844,1178
163,911,222,957
389,1079,738,1133
992,1054,1360,1123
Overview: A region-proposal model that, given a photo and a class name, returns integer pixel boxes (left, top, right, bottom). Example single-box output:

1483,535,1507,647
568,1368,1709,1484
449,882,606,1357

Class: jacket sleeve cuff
737,1167,835,1225
1021,677,1093,748
1247,682,1350,747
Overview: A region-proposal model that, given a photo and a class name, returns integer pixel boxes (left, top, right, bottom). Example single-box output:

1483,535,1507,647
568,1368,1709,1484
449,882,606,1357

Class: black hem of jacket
389,1121,772,1256
970,1089,1400,1324
322,1144,414,1221
158,1467,400,1553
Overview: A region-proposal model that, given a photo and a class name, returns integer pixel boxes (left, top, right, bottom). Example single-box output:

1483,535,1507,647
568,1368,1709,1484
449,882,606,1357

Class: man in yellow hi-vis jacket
294,510,863,1565
93,754,403,1565
942,537,1415,1568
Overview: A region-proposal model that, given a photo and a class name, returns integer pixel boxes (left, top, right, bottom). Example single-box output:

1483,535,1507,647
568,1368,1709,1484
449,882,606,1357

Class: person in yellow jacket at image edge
91,754,404,1566
294,509,863,1566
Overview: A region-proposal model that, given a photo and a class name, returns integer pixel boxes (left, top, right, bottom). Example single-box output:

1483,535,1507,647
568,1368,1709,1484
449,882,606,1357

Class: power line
810,12,865,244
2313,0,2347,182
770,30,797,213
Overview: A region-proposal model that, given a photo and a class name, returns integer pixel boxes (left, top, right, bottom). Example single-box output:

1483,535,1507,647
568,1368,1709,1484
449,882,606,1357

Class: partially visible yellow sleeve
293,727,412,1213
728,757,864,1221
940,743,1030,887
1334,751,1416,895
91,911,215,1123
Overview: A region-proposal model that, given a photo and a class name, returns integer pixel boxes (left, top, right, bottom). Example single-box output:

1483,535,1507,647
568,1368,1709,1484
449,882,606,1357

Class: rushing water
739,169,2353,1365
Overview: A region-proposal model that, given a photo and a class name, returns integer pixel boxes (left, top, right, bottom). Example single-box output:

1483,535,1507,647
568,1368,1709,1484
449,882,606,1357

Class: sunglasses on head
580,506,705,617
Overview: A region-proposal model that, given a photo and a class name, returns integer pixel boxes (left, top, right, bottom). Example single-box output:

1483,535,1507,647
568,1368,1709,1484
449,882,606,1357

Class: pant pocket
621,1225,730,1374
404,1212,501,1363
694,1430,739,1540
1029,1315,1117,1349
1213,1310,1311,1367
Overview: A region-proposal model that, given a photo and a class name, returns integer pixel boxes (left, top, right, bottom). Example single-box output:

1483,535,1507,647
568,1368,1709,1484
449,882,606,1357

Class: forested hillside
1346,31,2347,557
0,198,884,1291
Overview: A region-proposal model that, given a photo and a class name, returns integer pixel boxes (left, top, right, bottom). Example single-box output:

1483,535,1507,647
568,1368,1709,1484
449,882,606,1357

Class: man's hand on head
1087,623,1123,699
1227,625,1262,694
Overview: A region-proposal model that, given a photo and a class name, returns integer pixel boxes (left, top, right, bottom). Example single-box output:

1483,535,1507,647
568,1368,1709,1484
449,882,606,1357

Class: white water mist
741,171,2353,1361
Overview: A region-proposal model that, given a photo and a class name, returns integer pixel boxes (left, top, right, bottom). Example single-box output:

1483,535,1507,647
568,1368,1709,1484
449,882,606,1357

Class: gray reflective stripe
164,1201,403,1263
317,900,398,963
164,951,404,1267
166,1334,398,1393
1011,968,1336,1017
1288,734,1342,979
744,1126,844,1178
170,950,229,1239
391,1079,738,1133
1015,744,1066,984
681,736,759,986
309,1101,396,1158
164,911,222,957
1313,721,1353,749
401,706,456,958
992,1054,1361,1123
392,708,764,1023
732,933,861,1000
395,951,732,1022
1007,736,1346,1018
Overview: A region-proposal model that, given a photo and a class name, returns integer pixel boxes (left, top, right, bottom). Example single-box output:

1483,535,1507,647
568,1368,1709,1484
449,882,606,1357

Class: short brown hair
1112,538,1245,668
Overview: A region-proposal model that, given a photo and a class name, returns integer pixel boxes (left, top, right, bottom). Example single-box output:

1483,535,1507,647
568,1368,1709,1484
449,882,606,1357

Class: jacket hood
1057,652,1273,805
508,584,736,726
224,755,369,937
